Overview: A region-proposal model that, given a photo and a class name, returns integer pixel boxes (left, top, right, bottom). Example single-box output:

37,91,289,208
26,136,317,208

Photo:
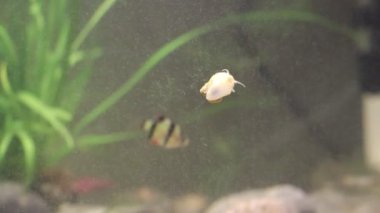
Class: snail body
200,69,245,103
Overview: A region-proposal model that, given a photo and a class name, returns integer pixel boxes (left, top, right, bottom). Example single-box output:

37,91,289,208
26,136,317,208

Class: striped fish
142,115,189,149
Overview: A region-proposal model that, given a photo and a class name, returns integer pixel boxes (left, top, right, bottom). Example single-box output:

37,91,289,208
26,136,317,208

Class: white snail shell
200,69,245,103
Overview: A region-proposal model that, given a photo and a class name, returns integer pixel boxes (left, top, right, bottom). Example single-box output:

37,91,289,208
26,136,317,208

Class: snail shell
200,69,245,103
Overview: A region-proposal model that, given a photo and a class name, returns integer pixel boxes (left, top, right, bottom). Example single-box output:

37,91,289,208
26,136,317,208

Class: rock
354,199,380,213
110,186,173,213
310,187,380,213
57,203,107,213
0,182,51,213
108,204,171,213
206,184,315,213
172,193,208,213
309,188,351,213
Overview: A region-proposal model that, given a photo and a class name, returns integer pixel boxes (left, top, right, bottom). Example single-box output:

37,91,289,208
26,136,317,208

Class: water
0,0,374,212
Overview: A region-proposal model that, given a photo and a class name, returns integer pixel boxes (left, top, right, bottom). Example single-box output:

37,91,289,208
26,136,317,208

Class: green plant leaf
0,62,12,94
77,131,142,148
76,10,356,133
39,20,71,104
61,49,101,113
17,92,74,149
52,20,70,62
0,95,11,111
0,25,18,64
0,128,14,167
46,0,68,45
28,0,45,31
71,0,118,52
52,108,72,122
16,128,36,186
0,0,118,186
47,131,142,166
25,0,47,92
69,48,102,66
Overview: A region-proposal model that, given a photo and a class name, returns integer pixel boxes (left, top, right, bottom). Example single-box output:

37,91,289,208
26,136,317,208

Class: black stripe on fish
147,121,157,139
148,115,167,140
164,121,176,145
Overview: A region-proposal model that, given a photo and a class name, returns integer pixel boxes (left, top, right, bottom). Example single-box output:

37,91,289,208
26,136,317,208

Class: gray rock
310,188,380,213
0,182,51,213
206,184,315,213
57,203,107,213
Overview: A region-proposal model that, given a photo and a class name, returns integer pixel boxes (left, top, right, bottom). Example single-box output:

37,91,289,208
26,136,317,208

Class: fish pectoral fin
150,139,160,145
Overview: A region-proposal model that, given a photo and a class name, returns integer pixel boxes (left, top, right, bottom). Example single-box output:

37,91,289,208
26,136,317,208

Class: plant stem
71,0,118,53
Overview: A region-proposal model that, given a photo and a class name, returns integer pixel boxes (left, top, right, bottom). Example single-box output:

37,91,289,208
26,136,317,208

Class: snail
200,69,245,103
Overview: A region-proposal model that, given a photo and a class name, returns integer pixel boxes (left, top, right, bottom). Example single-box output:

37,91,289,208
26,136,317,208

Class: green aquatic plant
0,0,117,185
0,0,359,186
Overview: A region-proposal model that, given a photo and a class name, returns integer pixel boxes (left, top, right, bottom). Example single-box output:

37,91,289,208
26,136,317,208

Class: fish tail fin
183,138,190,147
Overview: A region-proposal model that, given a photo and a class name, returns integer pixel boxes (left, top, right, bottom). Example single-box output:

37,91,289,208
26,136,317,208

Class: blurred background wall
67,0,362,201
